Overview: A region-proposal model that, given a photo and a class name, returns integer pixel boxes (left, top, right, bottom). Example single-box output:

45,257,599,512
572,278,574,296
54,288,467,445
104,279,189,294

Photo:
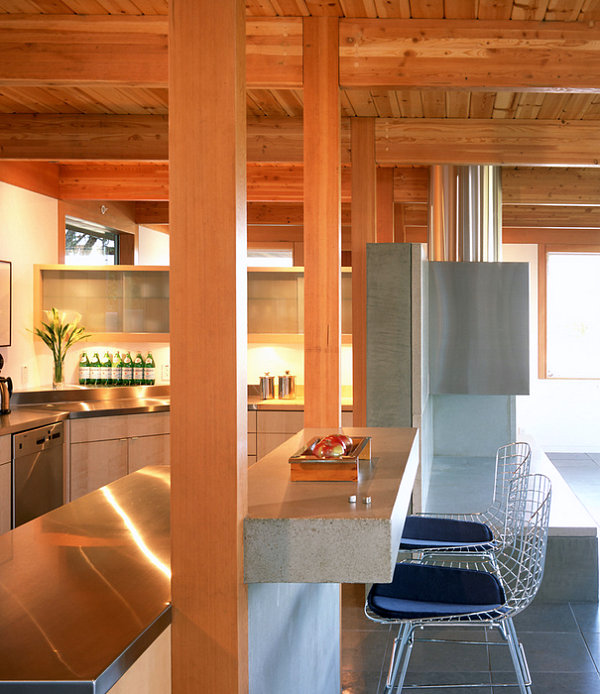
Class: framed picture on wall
0,261,11,347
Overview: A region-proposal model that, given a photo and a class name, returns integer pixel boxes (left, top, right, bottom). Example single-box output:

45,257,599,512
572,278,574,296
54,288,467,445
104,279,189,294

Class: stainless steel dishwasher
12,421,65,528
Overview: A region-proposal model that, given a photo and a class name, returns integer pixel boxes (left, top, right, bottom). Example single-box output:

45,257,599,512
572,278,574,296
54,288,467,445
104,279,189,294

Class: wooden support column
351,118,376,427
376,167,395,243
169,2,248,693
303,16,341,428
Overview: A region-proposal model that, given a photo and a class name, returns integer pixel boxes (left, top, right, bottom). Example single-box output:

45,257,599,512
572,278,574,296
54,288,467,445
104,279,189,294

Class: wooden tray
289,436,371,481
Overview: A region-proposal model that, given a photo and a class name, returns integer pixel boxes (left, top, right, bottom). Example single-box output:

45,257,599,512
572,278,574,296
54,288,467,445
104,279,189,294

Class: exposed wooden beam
502,167,600,205
402,202,600,229
0,115,168,161
4,116,600,168
376,119,600,166
0,161,59,198
59,163,169,200
340,19,600,92
0,16,300,89
0,15,168,87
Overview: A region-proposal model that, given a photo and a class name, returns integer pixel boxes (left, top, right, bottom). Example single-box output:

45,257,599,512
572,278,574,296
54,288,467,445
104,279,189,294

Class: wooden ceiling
0,0,598,122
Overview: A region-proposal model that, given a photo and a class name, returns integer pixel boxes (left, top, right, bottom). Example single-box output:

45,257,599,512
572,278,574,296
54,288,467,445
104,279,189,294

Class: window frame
538,243,600,379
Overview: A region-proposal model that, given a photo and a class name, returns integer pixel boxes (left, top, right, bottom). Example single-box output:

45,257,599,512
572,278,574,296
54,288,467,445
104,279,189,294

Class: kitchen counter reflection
0,466,171,692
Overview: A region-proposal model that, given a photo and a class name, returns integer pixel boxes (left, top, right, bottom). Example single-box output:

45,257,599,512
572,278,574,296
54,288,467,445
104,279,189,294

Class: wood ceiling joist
54,163,600,207
0,114,168,160
339,19,600,92
0,16,301,89
375,118,600,166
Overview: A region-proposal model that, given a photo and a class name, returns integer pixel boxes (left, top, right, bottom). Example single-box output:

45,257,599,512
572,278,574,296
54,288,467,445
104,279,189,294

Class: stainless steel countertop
0,466,171,692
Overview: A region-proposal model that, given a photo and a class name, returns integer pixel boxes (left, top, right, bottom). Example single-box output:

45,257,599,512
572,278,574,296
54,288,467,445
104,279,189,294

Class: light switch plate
162,364,170,382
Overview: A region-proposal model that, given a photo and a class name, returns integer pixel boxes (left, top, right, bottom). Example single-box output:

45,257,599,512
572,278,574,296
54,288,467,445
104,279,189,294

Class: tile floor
340,452,600,694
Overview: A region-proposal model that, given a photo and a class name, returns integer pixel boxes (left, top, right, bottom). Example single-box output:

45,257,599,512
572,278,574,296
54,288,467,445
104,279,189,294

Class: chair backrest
492,442,532,507
497,473,552,614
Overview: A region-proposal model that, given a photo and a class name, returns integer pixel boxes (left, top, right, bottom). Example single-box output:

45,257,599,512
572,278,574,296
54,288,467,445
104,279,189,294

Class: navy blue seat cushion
400,515,494,550
368,563,506,620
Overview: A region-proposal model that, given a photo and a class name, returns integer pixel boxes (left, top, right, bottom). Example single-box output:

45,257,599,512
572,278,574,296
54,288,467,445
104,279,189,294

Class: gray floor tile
489,630,596,673
587,453,600,464
570,602,600,633
406,638,490,673
493,671,600,694
512,602,579,632
342,628,391,675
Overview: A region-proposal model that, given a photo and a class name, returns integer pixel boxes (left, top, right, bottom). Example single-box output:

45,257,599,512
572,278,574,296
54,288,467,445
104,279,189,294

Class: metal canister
278,370,296,399
259,372,275,400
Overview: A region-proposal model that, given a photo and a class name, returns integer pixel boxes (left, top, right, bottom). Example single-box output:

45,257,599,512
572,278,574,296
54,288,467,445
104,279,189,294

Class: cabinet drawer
70,439,128,500
0,462,10,535
257,432,294,460
248,431,257,456
0,435,10,465
128,434,170,474
70,412,170,443
257,410,304,434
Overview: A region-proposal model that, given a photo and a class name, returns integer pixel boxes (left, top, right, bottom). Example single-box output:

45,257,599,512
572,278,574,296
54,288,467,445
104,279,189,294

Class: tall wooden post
351,118,376,427
169,1,248,692
303,16,341,429
377,166,395,242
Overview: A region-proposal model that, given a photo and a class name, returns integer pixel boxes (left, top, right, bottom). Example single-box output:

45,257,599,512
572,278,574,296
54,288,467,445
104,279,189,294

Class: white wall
0,182,58,388
505,244,600,452
0,183,171,389
138,226,169,265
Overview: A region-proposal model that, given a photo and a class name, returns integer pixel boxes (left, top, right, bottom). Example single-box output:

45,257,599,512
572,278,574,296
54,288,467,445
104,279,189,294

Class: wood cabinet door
0,462,11,535
128,434,170,474
70,439,128,501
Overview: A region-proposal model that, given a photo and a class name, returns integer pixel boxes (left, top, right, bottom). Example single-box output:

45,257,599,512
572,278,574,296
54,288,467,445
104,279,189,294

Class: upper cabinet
35,265,170,342
248,267,352,343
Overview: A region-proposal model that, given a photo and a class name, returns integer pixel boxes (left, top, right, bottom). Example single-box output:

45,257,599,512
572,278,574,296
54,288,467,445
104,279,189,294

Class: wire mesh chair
366,473,552,694
400,442,532,554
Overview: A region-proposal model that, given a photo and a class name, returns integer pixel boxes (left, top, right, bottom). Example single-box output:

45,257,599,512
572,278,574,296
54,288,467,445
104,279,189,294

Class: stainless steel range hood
428,165,530,395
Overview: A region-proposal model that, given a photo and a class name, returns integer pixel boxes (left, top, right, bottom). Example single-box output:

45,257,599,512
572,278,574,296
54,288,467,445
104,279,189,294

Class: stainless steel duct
428,164,502,262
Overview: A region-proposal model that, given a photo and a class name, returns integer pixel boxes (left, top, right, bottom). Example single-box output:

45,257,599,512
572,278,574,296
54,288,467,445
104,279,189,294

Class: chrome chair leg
384,623,413,692
505,617,531,694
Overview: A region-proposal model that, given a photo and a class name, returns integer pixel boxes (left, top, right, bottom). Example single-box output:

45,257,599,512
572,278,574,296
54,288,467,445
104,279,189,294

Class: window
541,247,600,378
65,218,120,266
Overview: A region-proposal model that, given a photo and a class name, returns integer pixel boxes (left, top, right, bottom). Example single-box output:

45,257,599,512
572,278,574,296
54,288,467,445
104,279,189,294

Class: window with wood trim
539,244,600,378
65,217,121,266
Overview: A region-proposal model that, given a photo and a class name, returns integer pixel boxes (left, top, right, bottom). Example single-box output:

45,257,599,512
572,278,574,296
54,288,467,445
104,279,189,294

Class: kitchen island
0,426,418,693
245,426,419,694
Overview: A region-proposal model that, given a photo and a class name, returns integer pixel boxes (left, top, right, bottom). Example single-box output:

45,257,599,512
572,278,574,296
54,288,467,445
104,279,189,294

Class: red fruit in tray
313,439,345,459
321,434,353,453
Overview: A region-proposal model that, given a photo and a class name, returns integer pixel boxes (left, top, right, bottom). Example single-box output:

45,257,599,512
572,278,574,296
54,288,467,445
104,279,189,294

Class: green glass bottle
144,352,156,385
121,351,133,386
89,352,102,386
101,352,112,386
111,351,123,387
133,352,144,386
78,351,90,386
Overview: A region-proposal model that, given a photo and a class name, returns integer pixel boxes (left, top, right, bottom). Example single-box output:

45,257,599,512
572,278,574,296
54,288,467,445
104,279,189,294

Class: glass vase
52,357,65,389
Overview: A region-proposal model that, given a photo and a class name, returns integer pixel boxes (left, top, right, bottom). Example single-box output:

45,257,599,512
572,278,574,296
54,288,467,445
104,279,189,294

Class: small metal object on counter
348,494,357,504
362,496,372,505
259,372,274,400
0,354,12,415
278,370,296,399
